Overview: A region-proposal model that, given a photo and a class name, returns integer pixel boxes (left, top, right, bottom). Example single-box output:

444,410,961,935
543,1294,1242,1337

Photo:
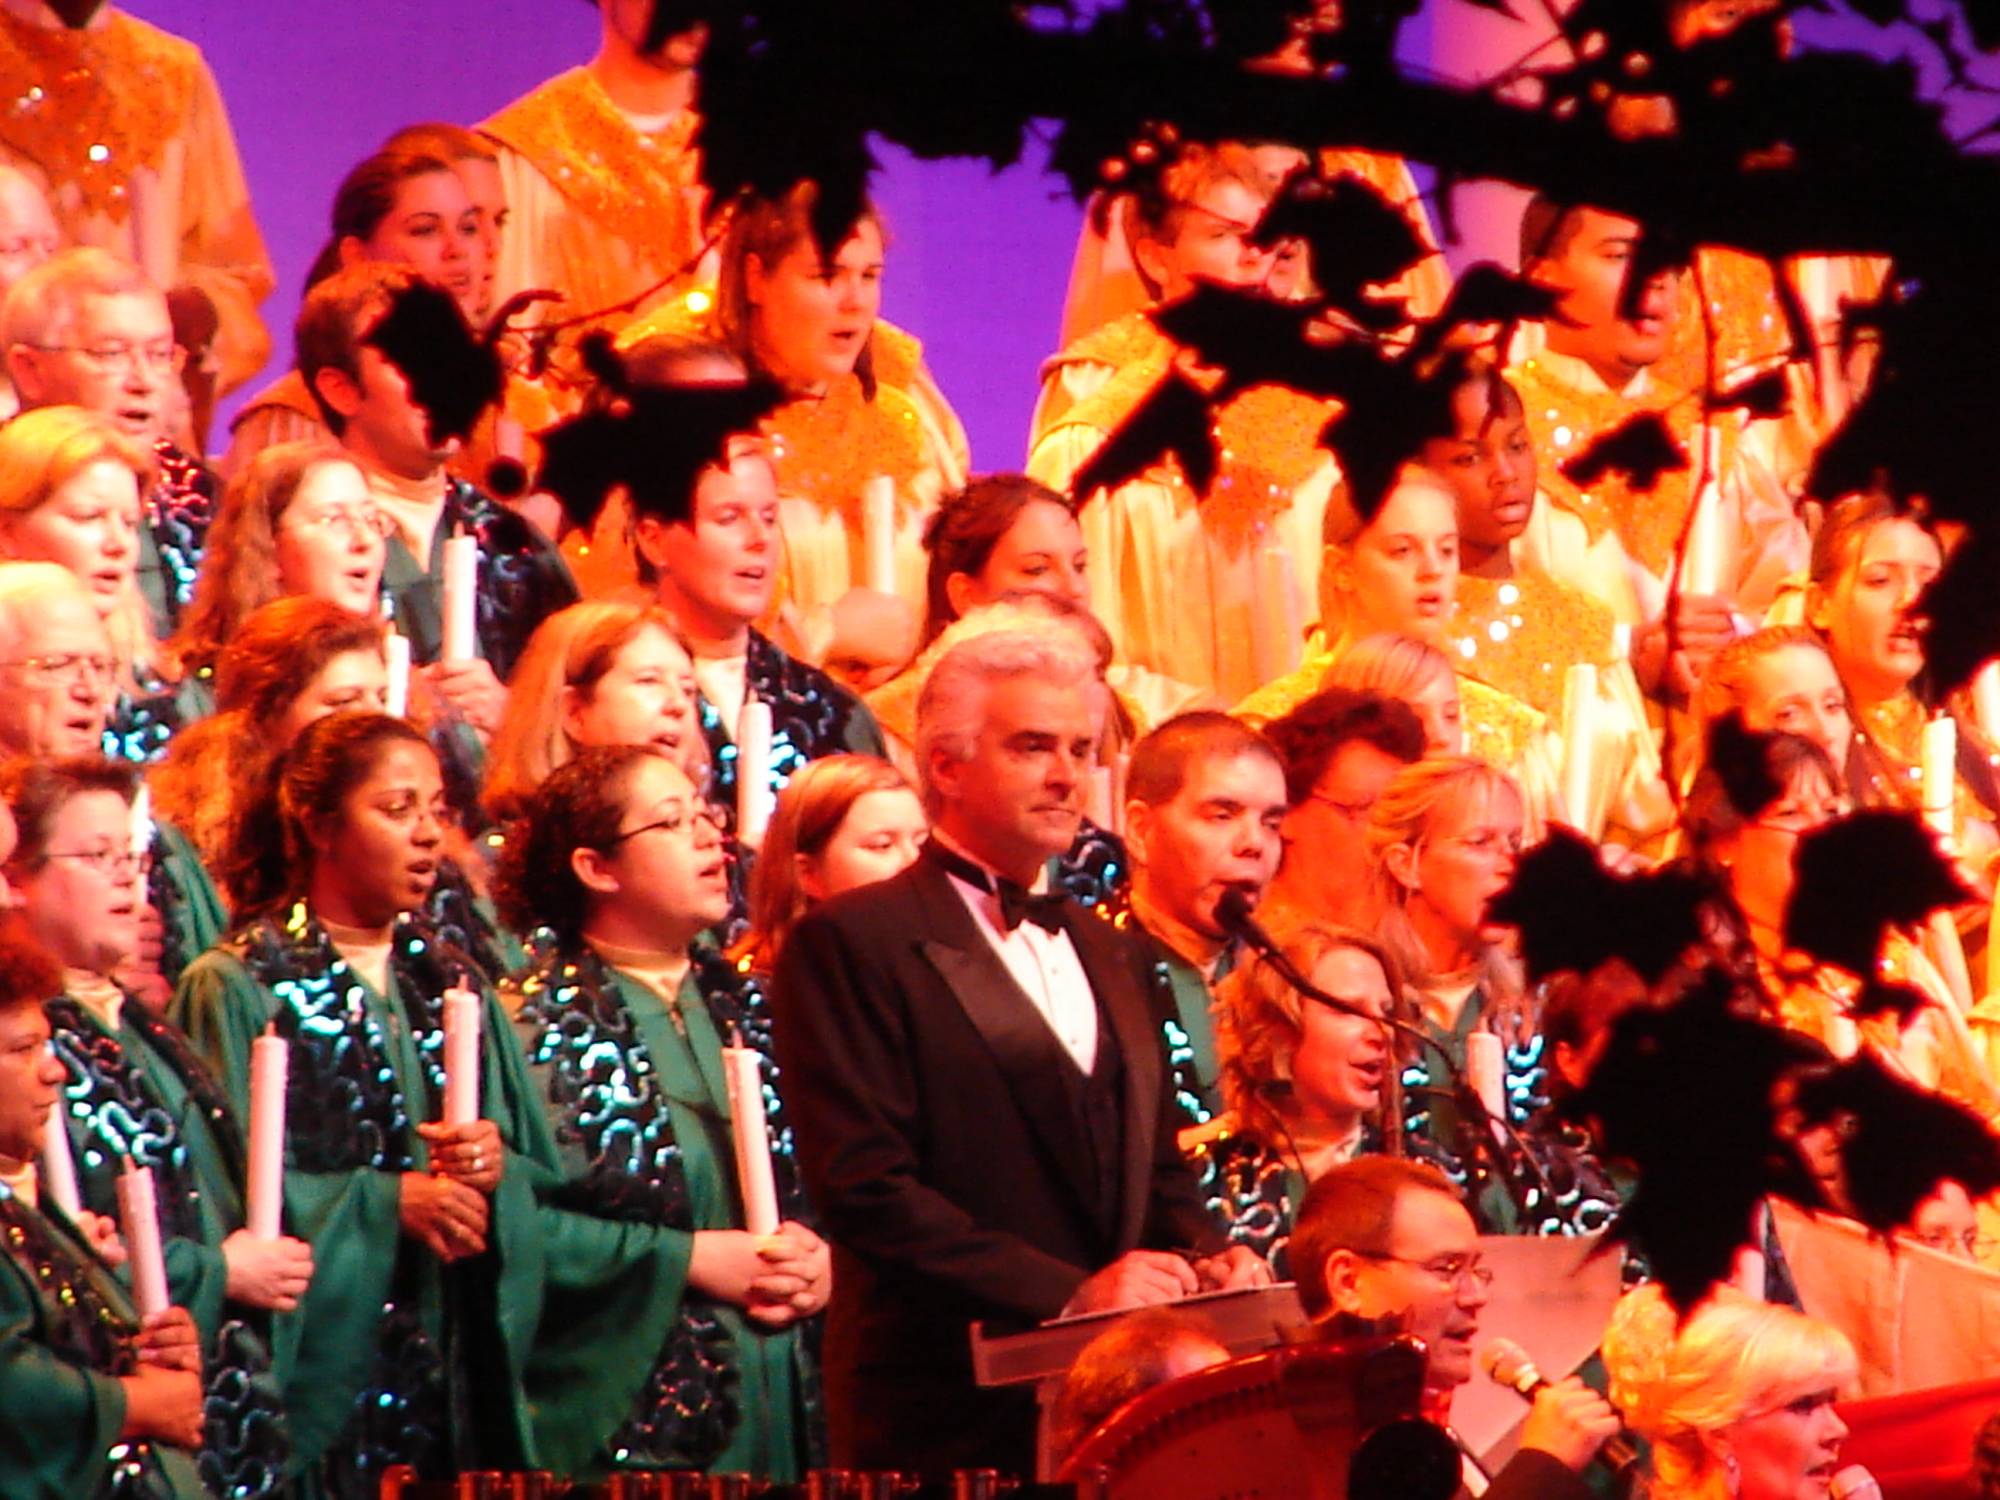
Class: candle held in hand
442,986,481,1129
246,1028,287,1239
116,1159,170,1315
441,532,479,662
722,1045,780,1236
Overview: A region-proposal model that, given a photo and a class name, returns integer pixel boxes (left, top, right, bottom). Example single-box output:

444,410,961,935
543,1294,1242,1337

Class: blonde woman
1603,1284,1857,1500
734,754,927,975
0,404,193,761
483,599,704,824
1364,756,1552,1217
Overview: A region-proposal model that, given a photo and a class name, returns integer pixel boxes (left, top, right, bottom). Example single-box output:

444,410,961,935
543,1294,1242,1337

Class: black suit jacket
771,846,1218,1474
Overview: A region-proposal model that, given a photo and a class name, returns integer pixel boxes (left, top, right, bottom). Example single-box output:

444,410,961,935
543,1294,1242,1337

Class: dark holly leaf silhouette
1915,523,2000,700
1486,825,1707,986
1559,412,1688,493
1784,808,1970,979
1150,284,1361,400
1618,225,1696,326
534,347,785,533
1846,978,1930,1028
1789,1052,2000,1228
1070,367,1219,502
363,280,503,448
1406,262,1561,364
1250,168,1424,331
1569,972,1831,1312
1703,711,1785,823
1705,370,1790,421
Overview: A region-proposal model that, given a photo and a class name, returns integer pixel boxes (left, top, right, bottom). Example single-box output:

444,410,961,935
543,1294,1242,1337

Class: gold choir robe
0,1,273,393
1508,345,1807,623
1029,311,1335,703
611,300,968,627
479,66,708,337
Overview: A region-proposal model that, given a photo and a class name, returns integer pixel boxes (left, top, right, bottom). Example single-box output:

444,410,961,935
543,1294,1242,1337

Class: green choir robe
172,905,548,1497
0,1183,209,1500
46,986,289,1496
509,947,807,1483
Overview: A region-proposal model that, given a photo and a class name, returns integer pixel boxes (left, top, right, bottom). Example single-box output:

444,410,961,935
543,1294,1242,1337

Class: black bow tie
931,843,1068,935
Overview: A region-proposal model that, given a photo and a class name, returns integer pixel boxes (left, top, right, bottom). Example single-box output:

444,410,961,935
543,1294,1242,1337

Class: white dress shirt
935,834,1100,1074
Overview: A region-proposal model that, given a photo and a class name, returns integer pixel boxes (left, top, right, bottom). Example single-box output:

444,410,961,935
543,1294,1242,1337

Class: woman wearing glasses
1363,756,1556,1228
3,755,307,1499
1686,716,1997,1122
494,744,827,1484
173,712,546,1497
172,441,389,711
0,404,201,762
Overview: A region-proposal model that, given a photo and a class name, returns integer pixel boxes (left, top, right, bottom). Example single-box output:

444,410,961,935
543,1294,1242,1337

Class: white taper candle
722,1045,781,1236
246,1028,287,1239
116,1159,170,1316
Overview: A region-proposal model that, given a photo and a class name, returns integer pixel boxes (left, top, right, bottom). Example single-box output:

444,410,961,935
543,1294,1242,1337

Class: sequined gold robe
1029,311,1336,703
0,4,273,393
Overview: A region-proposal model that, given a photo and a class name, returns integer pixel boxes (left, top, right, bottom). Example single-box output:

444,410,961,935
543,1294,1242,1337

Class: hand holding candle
722,1042,781,1237
116,1159,171,1316
246,1028,287,1239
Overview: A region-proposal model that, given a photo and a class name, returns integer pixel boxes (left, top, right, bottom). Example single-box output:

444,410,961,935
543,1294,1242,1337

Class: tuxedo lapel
1068,911,1164,1250
909,859,1105,1224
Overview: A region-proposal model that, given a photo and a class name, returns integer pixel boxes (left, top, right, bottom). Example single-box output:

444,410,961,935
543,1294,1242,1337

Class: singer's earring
1724,1451,1742,1495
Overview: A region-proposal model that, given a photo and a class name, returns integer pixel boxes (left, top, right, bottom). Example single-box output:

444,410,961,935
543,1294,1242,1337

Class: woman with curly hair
494,743,828,1482
1194,921,1404,1277
172,713,544,1497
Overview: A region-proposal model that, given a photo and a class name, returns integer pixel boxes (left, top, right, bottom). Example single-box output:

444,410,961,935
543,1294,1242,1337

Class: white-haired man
773,627,1267,1478
4,248,216,638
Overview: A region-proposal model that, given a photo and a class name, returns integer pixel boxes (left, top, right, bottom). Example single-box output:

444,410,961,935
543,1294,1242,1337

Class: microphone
1829,1466,1882,1500
1480,1339,1641,1478
1214,887,1409,1033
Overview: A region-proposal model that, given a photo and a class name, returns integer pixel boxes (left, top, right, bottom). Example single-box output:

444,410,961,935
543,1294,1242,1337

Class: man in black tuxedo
773,625,1266,1476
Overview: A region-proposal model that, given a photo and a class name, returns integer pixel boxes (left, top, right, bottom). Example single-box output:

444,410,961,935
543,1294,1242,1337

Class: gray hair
914,626,1104,810
3,247,159,352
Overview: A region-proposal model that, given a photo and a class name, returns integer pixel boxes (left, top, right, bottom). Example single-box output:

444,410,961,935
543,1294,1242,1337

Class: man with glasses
0,562,114,761
1255,686,1426,932
1119,710,1289,1131
2,247,216,638
1290,1157,1620,1498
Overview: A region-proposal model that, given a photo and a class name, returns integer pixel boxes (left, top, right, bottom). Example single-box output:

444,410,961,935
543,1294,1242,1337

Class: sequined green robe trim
509,945,808,1483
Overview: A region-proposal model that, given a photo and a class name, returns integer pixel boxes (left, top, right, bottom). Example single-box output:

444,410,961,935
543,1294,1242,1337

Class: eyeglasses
604,805,726,845
1914,1228,1997,1259
282,505,395,541
30,341,184,376
1,653,115,686
1355,1249,1495,1290
44,846,150,880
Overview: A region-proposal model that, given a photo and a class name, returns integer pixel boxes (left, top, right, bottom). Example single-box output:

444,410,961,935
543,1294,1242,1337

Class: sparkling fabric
228,904,462,1487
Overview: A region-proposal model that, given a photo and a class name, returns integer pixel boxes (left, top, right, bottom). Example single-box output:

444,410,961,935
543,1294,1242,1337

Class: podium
970,1283,1309,1478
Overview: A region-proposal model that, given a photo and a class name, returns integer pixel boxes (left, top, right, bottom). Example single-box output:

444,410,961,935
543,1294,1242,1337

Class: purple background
131,0,1990,466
